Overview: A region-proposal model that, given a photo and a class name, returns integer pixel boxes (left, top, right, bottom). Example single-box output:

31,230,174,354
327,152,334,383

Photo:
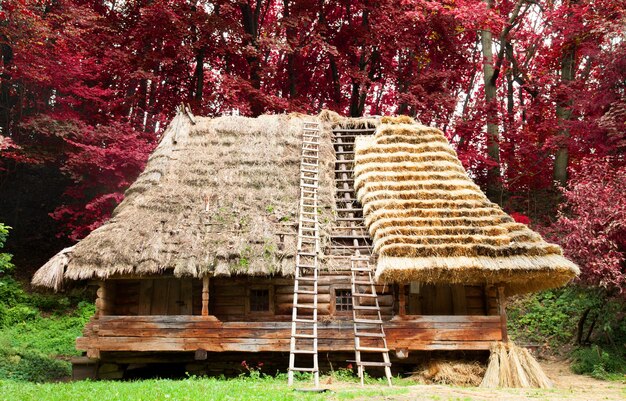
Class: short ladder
288,120,321,388
350,256,392,386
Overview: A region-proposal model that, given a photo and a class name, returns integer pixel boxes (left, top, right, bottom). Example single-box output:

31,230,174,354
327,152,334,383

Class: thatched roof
354,117,579,295
33,112,336,290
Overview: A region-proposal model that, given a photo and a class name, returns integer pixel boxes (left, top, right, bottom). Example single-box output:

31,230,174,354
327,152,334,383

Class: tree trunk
480,0,501,202
554,43,576,187
576,307,591,345
240,1,263,116
194,48,205,103
0,38,14,136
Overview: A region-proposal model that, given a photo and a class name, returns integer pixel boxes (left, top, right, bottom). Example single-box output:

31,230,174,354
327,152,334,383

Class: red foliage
551,158,626,295
0,0,623,295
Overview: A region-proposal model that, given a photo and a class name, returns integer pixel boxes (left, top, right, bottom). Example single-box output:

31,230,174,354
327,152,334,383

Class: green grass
0,376,408,401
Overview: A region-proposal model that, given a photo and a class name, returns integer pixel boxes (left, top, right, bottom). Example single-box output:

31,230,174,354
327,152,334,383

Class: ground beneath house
325,360,626,401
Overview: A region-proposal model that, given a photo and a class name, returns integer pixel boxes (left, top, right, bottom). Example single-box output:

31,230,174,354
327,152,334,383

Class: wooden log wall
77,315,502,355
100,276,498,319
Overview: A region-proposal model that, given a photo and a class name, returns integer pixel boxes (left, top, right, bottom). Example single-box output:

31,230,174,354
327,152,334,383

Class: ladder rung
354,318,383,324
292,333,316,338
296,289,317,295
295,303,317,309
356,346,389,353
290,367,317,372
352,361,392,367
352,280,375,285
353,293,378,298
332,235,369,240
337,208,363,212
299,252,317,257
297,277,316,282
294,318,316,323
353,305,379,310
351,268,372,272
355,332,386,338
292,349,317,355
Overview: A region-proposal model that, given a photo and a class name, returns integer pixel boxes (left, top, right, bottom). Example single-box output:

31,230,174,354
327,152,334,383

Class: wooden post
95,281,106,319
202,276,210,316
398,285,406,316
497,286,508,343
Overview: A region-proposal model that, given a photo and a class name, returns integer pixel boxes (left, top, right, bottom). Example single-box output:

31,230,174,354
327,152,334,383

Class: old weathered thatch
354,116,579,294
33,112,336,290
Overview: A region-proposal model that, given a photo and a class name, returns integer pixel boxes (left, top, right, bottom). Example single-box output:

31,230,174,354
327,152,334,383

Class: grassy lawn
0,376,408,401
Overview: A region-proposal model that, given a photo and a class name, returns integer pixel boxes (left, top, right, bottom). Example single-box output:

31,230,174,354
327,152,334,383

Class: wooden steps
330,125,392,387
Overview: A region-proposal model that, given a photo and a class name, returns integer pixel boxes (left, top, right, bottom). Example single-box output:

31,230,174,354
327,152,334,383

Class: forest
0,0,624,397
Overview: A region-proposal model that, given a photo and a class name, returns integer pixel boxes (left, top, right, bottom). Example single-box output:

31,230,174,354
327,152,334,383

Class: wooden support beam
202,276,210,316
497,286,508,343
398,285,406,316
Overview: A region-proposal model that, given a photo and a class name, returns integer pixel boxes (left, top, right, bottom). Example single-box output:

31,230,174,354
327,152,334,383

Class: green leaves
0,224,13,275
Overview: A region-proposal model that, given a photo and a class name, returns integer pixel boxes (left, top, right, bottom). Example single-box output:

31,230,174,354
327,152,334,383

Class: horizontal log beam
79,315,502,353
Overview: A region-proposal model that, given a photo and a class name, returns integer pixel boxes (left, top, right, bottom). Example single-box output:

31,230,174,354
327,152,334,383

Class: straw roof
33,112,336,290
354,116,579,295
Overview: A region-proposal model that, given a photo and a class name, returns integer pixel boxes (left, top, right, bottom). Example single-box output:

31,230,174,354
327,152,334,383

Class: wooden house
33,111,578,381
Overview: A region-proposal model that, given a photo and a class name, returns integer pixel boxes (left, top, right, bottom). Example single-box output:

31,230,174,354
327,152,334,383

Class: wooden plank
498,286,508,342
138,279,154,315
452,284,467,315
151,280,170,315
180,278,193,315
167,279,181,315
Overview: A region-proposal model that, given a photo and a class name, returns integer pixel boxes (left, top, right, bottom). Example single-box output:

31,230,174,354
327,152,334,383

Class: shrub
0,223,14,274
571,345,626,381
0,340,70,382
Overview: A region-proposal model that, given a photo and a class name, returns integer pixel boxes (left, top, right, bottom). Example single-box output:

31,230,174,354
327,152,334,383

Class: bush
507,287,603,347
0,340,70,382
571,345,626,381
0,223,14,274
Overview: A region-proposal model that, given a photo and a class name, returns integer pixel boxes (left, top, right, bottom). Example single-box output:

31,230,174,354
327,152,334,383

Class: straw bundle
480,342,553,388
33,112,336,290
412,359,486,386
354,116,579,294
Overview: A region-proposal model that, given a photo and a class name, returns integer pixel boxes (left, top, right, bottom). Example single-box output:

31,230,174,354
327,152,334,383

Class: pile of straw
33,112,336,290
480,342,553,388
353,116,579,294
412,359,486,386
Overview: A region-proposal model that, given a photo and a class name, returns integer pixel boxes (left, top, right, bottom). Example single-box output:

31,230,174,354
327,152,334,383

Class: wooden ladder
350,256,393,386
288,120,321,388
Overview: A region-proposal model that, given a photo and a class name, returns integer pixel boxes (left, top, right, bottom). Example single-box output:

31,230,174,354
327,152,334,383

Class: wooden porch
77,314,503,358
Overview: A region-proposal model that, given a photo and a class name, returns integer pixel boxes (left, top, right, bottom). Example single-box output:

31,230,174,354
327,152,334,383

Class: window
335,289,353,312
249,288,270,312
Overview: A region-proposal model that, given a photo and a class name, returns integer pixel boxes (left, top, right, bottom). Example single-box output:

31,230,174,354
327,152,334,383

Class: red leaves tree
0,0,623,294
551,159,626,295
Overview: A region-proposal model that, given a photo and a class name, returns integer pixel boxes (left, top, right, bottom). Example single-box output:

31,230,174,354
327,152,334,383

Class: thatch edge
31,246,75,291
375,255,579,295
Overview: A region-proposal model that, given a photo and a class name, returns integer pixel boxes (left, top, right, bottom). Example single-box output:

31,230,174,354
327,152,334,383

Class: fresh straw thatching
354,116,579,294
33,112,336,290
480,342,553,388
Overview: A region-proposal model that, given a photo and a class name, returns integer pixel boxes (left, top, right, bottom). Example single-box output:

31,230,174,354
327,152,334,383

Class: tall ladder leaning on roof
333,126,393,386
288,120,322,387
